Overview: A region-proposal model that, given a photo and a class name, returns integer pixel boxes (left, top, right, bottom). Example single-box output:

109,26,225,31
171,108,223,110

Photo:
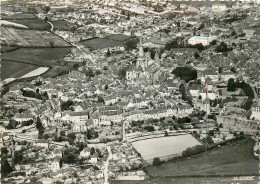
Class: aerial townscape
0,0,260,183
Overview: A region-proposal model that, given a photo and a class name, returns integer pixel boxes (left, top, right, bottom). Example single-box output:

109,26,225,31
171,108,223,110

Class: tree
106,49,111,57
97,96,104,103
194,52,200,59
227,78,236,92
153,157,161,166
209,130,214,136
164,131,168,136
49,41,54,48
36,117,44,135
1,147,8,155
218,67,223,73
144,125,155,132
230,67,236,73
96,148,102,158
241,98,253,111
118,68,127,79
44,16,48,22
210,40,217,45
1,159,13,177
124,38,138,50
63,149,76,164
87,129,92,140
215,42,232,53
85,68,94,78
73,64,79,69
6,120,18,129
14,150,23,165
90,147,95,155
60,131,65,136
172,67,197,83
68,133,76,142
61,100,73,111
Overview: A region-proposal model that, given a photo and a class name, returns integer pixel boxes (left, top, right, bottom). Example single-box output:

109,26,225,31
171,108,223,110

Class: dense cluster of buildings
1,0,259,183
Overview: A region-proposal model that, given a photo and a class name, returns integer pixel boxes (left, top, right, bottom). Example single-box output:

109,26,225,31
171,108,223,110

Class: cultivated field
1,60,40,80
132,134,202,163
1,13,36,20
1,27,71,47
80,37,124,49
146,137,258,177
11,19,51,31
2,47,71,66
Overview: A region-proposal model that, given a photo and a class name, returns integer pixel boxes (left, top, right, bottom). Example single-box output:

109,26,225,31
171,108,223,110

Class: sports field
132,134,202,163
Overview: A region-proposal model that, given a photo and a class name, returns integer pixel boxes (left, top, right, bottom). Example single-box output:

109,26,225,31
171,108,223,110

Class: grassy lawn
146,137,258,177
2,47,72,66
1,60,39,80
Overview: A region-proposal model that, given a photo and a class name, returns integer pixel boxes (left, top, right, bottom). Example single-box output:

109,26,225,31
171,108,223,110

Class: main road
104,145,112,184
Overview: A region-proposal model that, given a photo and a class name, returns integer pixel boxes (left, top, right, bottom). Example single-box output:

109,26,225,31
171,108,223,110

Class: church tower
154,49,159,62
139,38,144,58
136,37,148,68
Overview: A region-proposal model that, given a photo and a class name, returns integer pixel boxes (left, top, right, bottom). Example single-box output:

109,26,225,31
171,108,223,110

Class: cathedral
126,38,160,83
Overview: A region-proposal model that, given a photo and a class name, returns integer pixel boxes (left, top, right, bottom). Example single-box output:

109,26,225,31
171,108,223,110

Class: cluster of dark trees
118,67,127,79
182,144,206,157
165,37,205,52
21,89,48,100
215,42,233,53
61,100,74,111
21,119,34,127
144,125,155,132
1,147,13,178
172,67,197,83
225,13,248,23
124,38,139,51
152,157,161,166
36,117,44,137
227,78,254,99
6,120,18,129
179,84,193,105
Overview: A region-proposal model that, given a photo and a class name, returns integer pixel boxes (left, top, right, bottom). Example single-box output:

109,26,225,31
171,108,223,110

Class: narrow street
104,145,112,184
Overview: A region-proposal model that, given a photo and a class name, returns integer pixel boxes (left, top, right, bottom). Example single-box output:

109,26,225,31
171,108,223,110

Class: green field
112,176,259,184
146,137,258,177
105,34,132,42
11,19,51,31
80,37,124,49
52,20,79,31
2,47,71,66
1,60,40,80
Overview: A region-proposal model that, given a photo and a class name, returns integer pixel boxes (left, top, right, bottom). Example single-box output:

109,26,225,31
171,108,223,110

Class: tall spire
154,49,159,62
139,37,144,58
